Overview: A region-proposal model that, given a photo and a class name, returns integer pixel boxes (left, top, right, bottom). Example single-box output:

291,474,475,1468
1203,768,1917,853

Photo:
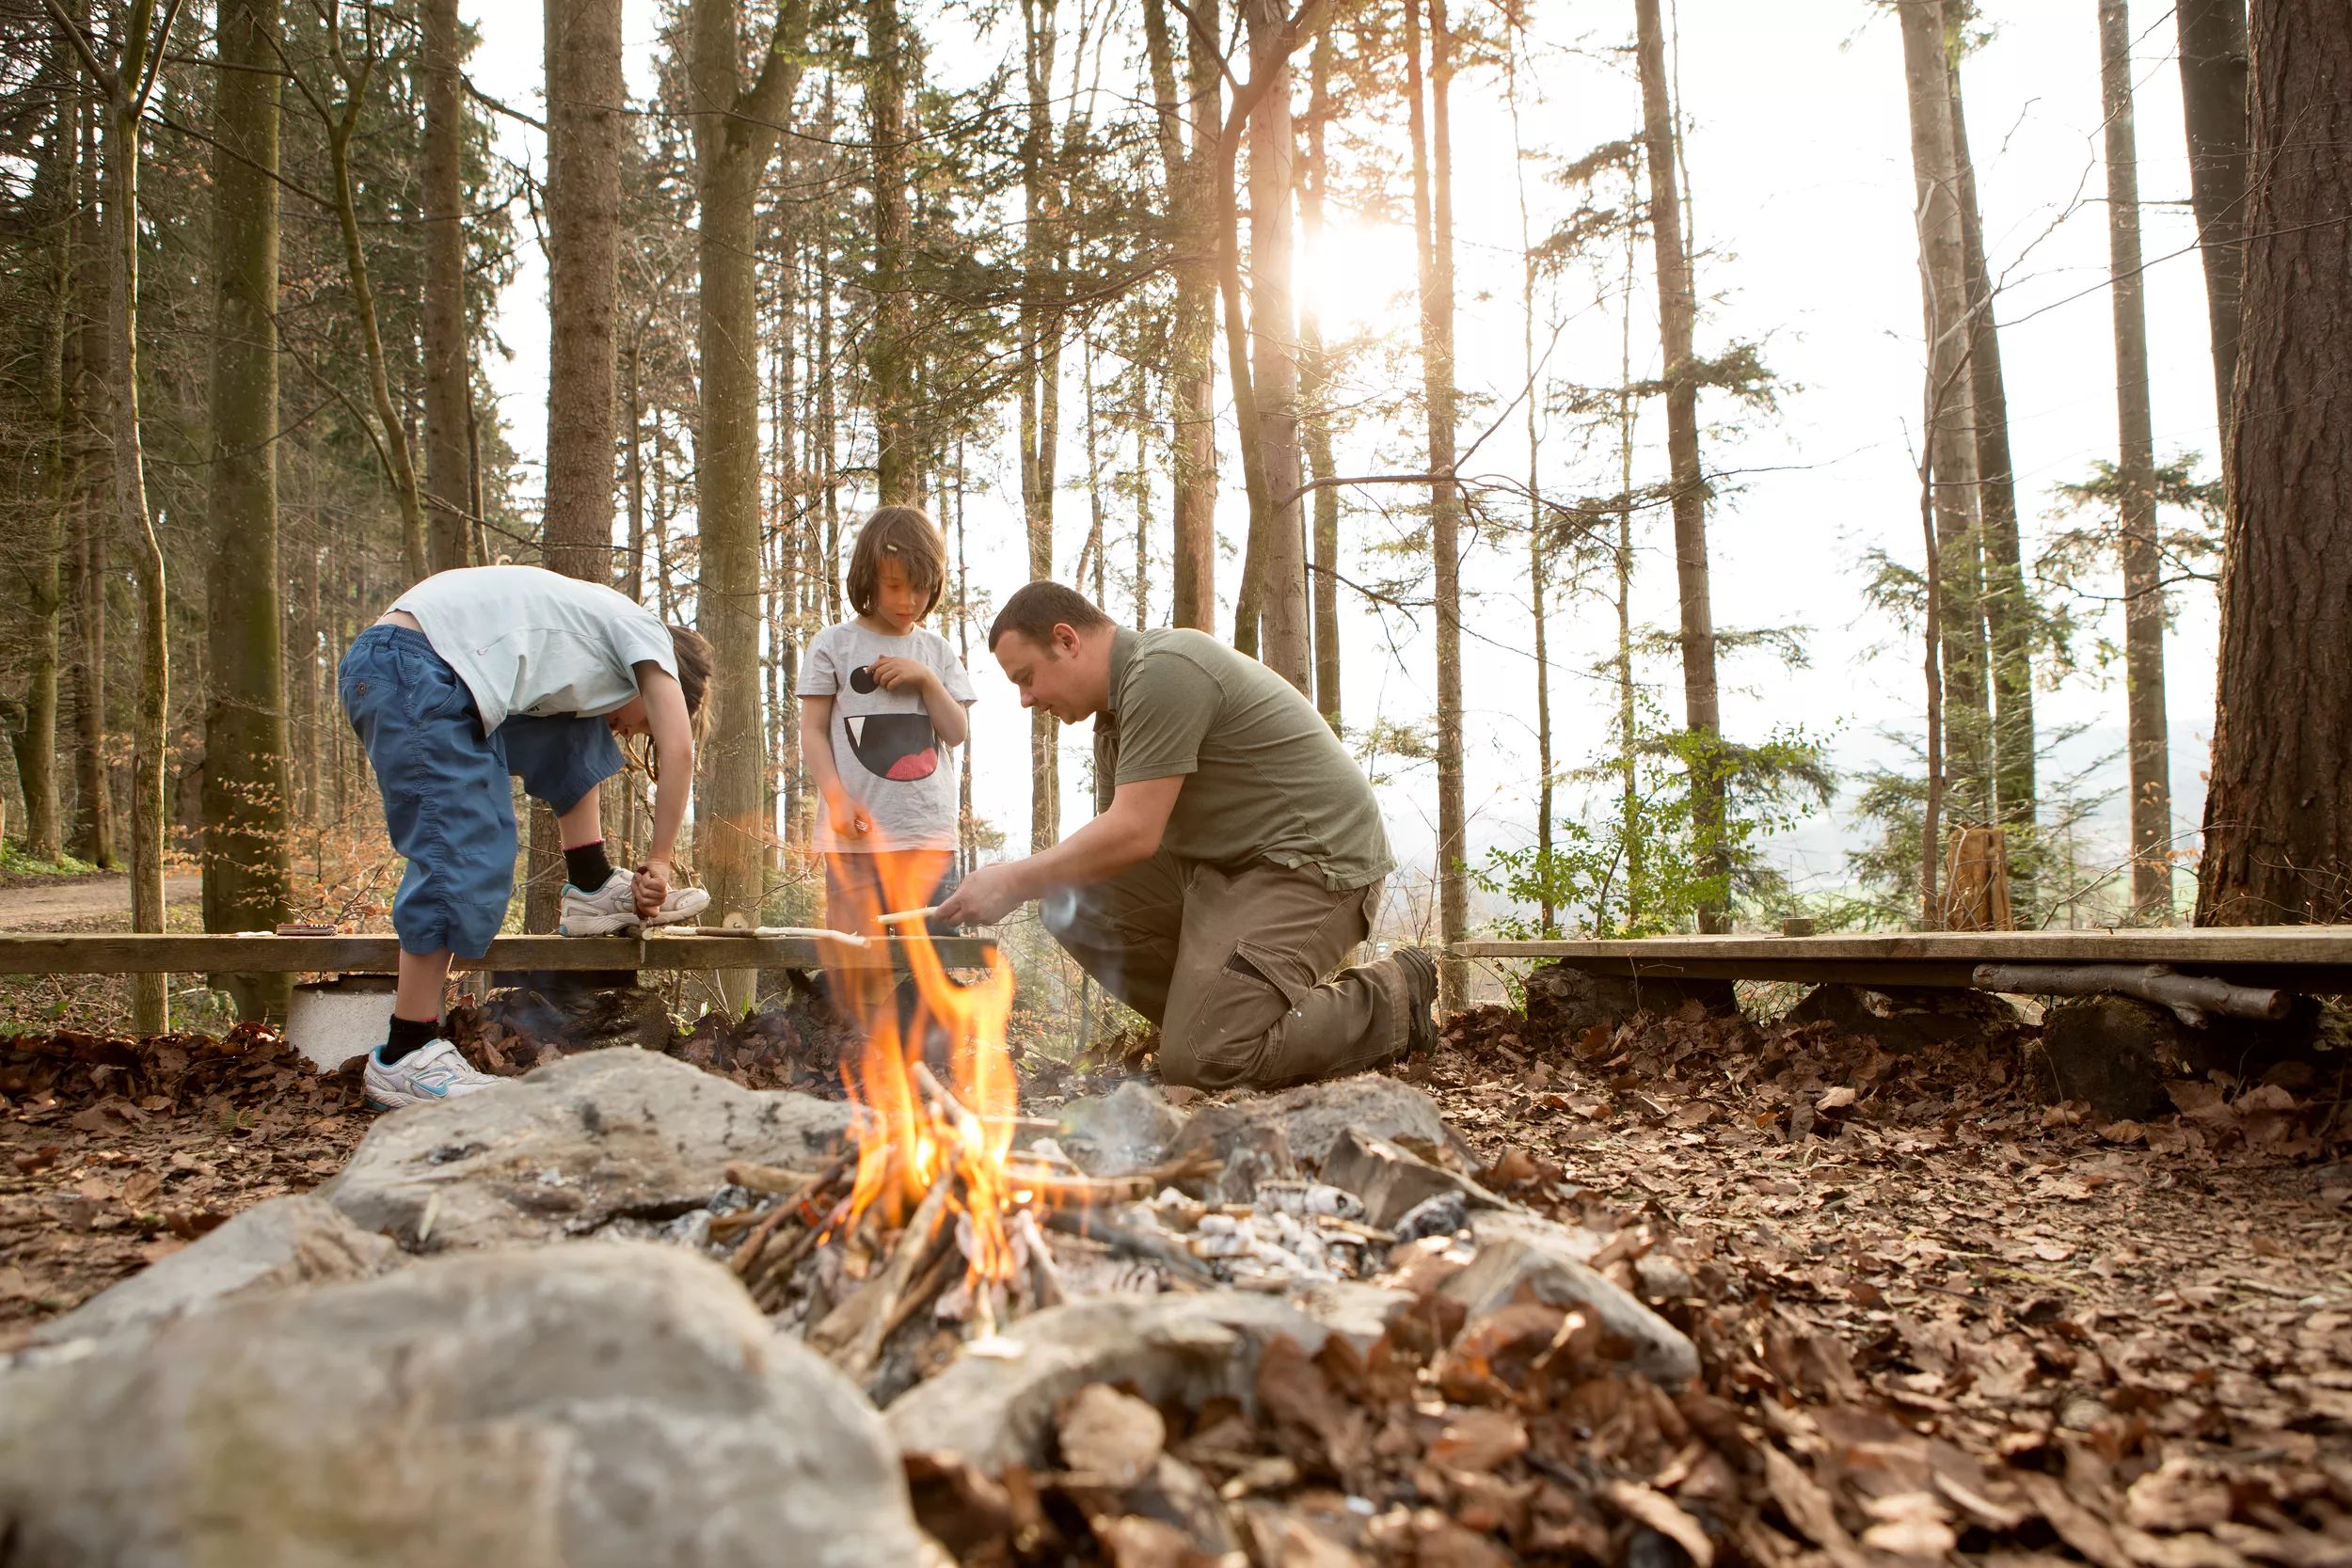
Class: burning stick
825,1173,957,1381
1014,1208,1065,1310
874,906,938,927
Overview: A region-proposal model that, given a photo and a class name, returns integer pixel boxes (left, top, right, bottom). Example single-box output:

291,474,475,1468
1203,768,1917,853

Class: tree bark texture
92,1,179,1034
18,49,74,863
1634,0,1726,931
1301,24,1341,730
421,0,470,572
64,48,109,871
1141,0,1220,634
1242,0,1309,691
2194,0,2352,926
691,0,807,994
202,0,293,1017
1021,0,1061,852
543,0,624,583
313,27,428,587
1405,0,1468,1002
1896,0,1990,827
866,0,920,504
1947,54,2034,832
2176,0,2250,449
2098,0,2175,920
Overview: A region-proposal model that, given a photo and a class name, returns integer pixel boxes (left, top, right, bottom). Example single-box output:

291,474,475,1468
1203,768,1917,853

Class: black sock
564,840,615,891
381,1013,440,1066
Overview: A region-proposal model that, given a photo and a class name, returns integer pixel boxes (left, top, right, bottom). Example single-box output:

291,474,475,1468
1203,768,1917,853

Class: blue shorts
338,625,625,959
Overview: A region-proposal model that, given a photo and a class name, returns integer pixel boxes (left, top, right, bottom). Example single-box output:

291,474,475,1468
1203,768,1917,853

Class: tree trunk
1947,53,2033,832
1634,0,1726,931
421,0,470,572
1241,0,1309,689
528,0,628,935
1896,0,1989,828
2176,0,2249,449
19,49,73,864
866,0,920,503
320,78,428,586
65,34,111,873
1404,0,1468,1001
95,6,180,1034
202,0,293,1018
1507,40,1549,932
2098,0,2174,920
1300,24,1340,731
1613,195,1643,928
1021,0,1061,852
2195,1,2352,926
1141,0,1221,634
691,0,807,996
542,0,624,584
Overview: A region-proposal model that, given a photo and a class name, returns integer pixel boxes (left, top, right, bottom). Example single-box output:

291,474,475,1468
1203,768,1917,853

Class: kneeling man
935,583,1437,1088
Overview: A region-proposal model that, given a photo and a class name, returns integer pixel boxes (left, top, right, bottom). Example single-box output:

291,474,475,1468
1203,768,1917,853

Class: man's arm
935,774,1184,926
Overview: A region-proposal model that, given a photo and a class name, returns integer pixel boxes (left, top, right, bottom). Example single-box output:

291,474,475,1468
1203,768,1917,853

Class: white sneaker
364,1039,499,1111
558,868,712,935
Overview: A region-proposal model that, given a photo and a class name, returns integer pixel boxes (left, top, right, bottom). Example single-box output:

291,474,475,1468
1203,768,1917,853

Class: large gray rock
887,1291,1331,1472
30,1195,398,1346
1054,1080,1185,1176
1524,963,1738,1039
1786,983,2021,1052
1440,1228,1699,1387
1168,1073,1469,1172
326,1048,855,1250
1321,1127,1506,1229
2026,994,2216,1120
0,1243,927,1568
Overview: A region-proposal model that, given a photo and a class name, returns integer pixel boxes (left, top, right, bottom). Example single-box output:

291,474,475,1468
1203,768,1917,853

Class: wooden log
1972,961,2291,1024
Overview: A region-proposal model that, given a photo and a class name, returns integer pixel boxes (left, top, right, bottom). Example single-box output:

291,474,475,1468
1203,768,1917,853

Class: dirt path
0,874,202,929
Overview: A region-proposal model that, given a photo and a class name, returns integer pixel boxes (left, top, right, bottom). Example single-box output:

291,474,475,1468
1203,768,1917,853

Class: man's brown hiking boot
1393,945,1439,1060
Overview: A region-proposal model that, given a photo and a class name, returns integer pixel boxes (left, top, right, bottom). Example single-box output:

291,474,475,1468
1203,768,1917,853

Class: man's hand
633,858,673,920
868,656,938,694
936,863,1027,927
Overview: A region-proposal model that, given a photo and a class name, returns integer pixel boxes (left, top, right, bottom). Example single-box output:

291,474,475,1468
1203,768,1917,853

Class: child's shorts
339,625,626,959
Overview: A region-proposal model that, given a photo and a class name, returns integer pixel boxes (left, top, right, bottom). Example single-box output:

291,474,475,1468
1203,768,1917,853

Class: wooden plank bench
1454,927,2352,1011
0,931,993,975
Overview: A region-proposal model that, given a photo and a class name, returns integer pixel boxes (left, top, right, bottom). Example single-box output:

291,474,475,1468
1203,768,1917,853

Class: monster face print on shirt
842,663,942,782
796,623,977,855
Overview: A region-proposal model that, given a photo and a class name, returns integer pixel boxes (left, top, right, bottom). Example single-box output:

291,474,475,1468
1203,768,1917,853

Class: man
935,582,1438,1088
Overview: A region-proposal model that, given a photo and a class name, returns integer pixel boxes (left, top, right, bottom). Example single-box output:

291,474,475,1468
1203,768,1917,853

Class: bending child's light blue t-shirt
394,564,675,734
797,622,975,854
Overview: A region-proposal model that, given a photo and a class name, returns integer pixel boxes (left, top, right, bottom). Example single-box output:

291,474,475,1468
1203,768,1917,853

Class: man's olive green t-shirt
1092,627,1392,892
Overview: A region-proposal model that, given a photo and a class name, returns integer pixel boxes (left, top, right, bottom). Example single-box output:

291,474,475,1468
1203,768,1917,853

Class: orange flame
823,843,1021,1281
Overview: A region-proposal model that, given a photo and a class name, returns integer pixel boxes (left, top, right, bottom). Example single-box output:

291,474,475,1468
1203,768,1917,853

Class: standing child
798,507,977,930
339,564,713,1110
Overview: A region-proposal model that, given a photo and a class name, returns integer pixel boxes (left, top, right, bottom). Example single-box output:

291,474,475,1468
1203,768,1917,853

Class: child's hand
867,656,936,694
826,794,872,839
633,859,672,919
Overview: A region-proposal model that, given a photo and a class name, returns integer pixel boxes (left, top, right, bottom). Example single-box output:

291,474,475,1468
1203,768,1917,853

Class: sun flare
1297,217,1421,336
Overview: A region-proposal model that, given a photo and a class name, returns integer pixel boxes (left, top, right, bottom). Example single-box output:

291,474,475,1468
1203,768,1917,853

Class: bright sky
465,2,2223,931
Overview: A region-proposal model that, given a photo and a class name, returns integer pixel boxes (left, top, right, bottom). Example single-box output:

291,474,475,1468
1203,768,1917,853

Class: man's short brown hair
988,580,1113,651
847,505,947,619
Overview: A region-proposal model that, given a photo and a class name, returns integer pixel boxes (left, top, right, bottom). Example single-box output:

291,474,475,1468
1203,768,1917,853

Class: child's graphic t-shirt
798,623,976,854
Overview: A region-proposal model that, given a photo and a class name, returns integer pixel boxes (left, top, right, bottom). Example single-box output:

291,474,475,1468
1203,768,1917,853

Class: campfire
698,849,1410,1392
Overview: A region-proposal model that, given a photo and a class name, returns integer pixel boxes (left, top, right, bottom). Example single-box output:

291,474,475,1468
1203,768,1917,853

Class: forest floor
0,871,200,927
2,990,2349,1560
